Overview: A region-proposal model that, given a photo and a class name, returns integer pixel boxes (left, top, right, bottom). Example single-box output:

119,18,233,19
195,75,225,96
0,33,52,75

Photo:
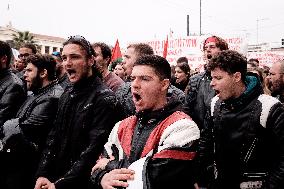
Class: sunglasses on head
66,35,94,56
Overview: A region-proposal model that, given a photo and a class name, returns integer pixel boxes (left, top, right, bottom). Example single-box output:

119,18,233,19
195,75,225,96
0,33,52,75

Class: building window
45,46,50,54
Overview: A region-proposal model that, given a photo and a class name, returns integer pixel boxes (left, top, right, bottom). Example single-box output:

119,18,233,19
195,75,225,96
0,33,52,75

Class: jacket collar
222,75,263,110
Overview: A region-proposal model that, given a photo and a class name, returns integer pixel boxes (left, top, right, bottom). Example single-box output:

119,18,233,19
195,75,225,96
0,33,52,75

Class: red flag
111,39,122,62
163,35,168,58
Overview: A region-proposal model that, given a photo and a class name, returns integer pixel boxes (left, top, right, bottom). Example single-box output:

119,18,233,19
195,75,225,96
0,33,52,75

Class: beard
29,73,43,92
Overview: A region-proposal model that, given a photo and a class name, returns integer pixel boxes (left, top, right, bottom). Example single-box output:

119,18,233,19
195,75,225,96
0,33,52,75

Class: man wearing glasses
15,43,37,78
267,60,284,103
34,36,124,189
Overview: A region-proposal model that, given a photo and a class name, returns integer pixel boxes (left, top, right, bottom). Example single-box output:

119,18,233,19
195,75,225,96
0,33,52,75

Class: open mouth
67,69,75,74
132,92,142,102
207,54,212,60
215,89,220,96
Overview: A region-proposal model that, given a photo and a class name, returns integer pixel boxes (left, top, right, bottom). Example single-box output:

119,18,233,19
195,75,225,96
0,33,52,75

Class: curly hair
207,50,247,82
20,43,37,54
203,36,229,51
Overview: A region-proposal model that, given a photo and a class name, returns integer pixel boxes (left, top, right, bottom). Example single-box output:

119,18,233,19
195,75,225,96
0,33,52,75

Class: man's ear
0,55,7,66
40,69,48,79
233,72,242,83
88,56,95,67
161,79,170,91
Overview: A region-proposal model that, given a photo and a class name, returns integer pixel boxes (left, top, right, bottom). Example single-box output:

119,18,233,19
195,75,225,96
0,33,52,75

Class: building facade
0,25,65,54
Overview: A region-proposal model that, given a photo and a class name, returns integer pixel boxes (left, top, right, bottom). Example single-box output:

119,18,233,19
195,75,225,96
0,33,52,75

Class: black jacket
0,80,63,189
198,76,284,189
36,76,124,189
184,71,215,131
13,81,64,152
0,69,26,127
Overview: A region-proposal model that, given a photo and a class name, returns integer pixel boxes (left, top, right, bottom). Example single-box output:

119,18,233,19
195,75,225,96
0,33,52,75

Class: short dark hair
134,55,171,80
63,35,94,58
203,36,229,51
127,43,154,56
248,58,259,64
207,50,247,82
177,56,188,64
20,43,37,54
26,54,57,81
92,42,112,64
176,62,191,76
0,40,12,66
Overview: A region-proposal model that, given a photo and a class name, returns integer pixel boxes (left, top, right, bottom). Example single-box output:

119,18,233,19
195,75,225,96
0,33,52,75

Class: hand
2,118,20,142
101,168,135,189
34,177,52,189
91,155,115,174
194,183,200,189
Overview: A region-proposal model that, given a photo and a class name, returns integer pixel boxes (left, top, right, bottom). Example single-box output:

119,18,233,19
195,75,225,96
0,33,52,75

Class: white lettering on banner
130,36,283,69
143,35,247,68
247,52,284,68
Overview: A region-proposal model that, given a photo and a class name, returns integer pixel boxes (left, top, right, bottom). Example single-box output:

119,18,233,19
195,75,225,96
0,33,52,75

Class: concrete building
0,25,65,54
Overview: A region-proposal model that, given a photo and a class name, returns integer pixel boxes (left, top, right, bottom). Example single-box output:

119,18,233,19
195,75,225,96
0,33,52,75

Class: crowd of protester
0,34,283,189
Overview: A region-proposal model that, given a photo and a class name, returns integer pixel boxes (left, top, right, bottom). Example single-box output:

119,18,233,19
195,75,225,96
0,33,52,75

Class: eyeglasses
66,35,94,56
18,53,30,59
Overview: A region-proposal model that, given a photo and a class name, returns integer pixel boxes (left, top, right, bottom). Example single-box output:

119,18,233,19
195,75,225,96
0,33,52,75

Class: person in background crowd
116,43,185,118
267,60,284,103
34,35,124,189
198,50,284,189
92,42,124,92
174,61,191,92
122,43,154,82
52,51,69,90
0,40,26,130
113,61,125,80
247,66,271,95
0,54,63,189
90,55,200,189
170,64,176,84
247,60,257,72
248,58,260,68
15,43,37,78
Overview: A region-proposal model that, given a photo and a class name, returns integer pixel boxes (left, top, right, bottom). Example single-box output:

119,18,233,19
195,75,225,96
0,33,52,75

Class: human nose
210,79,215,87
64,57,72,67
23,71,28,79
131,78,140,89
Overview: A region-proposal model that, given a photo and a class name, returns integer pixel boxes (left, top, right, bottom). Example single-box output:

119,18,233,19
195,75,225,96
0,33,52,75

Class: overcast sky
1,0,284,47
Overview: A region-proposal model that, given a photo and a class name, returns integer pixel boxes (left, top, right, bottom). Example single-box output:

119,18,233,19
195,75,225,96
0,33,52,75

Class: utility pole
187,15,190,36
200,0,202,35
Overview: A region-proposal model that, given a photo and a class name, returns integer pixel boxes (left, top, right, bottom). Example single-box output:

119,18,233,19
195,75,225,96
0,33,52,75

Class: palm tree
12,31,36,49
